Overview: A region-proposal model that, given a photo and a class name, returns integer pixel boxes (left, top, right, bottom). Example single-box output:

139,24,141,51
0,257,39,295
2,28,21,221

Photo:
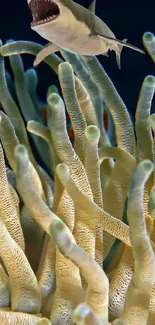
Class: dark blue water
0,0,155,117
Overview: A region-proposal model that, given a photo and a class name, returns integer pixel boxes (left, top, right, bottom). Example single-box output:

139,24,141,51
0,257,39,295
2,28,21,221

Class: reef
0,32,154,324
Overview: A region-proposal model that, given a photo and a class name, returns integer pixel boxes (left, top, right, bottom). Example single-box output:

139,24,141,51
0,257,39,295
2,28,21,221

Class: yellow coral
0,35,154,325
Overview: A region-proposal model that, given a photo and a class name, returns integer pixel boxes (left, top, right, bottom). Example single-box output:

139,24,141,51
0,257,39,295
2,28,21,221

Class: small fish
27,0,145,68
41,105,109,143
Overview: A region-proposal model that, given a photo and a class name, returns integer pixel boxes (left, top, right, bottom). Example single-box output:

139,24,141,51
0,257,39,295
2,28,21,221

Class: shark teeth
31,15,58,27
30,0,60,27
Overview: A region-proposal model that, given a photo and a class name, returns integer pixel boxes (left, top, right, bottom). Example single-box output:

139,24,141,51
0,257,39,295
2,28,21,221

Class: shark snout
27,0,60,27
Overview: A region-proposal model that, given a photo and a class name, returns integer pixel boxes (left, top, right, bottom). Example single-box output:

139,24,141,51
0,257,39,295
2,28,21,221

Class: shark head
27,0,65,29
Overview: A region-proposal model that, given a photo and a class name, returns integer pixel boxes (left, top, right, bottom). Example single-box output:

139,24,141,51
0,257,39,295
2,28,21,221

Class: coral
0,33,154,324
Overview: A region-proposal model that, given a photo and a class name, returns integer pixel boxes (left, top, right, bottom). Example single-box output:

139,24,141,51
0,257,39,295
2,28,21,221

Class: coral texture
0,32,154,324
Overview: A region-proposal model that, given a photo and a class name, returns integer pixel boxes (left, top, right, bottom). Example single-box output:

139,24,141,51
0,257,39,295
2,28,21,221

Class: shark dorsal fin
88,0,97,14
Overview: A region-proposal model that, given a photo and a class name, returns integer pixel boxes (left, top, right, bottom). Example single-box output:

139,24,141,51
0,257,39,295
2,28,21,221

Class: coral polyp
0,34,154,324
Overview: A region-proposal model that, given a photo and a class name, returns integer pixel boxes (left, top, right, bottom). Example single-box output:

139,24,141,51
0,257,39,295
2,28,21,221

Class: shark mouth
29,0,60,27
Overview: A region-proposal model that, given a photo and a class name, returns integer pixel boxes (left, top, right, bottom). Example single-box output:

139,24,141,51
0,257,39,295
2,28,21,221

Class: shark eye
29,0,60,27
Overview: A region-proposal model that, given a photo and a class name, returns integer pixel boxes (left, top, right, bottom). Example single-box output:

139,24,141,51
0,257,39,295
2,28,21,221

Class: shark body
27,0,145,68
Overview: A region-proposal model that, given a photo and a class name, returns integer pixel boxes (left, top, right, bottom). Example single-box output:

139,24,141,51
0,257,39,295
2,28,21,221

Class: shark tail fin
97,32,145,69
116,38,127,69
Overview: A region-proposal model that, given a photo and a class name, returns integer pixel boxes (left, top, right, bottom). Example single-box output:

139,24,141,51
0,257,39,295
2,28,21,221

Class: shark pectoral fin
33,42,61,67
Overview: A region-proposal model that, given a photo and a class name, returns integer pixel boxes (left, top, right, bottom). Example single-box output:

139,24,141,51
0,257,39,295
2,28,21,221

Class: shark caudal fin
115,38,127,69
97,33,145,69
115,38,145,69
97,33,145,54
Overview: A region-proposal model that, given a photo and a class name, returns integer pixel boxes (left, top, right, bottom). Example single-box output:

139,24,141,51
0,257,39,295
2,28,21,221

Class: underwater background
0,0,155,118
0,0,155,323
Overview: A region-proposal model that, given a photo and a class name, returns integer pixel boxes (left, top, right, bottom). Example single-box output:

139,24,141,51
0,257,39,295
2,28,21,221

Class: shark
27,0,145,68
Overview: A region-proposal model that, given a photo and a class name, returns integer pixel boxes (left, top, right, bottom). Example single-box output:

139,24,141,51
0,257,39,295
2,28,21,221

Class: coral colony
0,27,155,325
